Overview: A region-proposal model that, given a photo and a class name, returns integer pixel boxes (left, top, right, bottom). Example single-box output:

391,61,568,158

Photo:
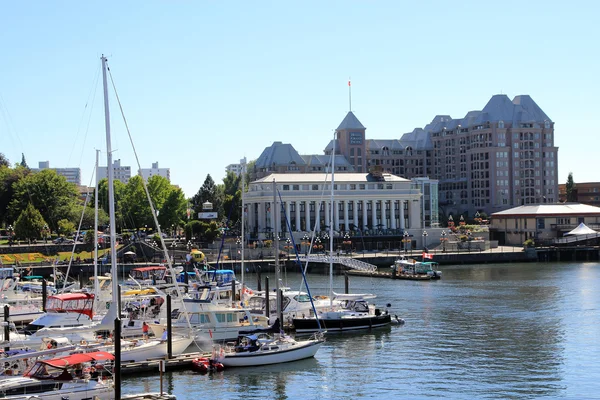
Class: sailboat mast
93,149,100,307
101,55,119,303
240,157,246,301
329,134,335,308
273,178,282,326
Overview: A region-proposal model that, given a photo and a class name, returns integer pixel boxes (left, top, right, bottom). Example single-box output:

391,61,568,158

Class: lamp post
315,237,322,253
7,224,13,246
343,232,351,254
474,211,482,225
422,230,428,250
403,231,409,255
170,241,177,263
440,230,447,252
42,224,49,244
322,232,329,254
285,237,291,259
302,233,309,255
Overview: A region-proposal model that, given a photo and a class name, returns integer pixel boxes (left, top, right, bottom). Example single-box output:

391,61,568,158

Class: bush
523,239,535,248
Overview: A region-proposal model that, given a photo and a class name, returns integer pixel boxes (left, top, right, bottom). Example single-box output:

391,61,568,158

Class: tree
14,203,47,241
57,218,76,237
20,153,28,169
0,165,30,225
158,187,187,233
8,169,78,231
566,172,577,202
191,174,221,217
68,203,109,231
0,153,9,168
96,178,126,228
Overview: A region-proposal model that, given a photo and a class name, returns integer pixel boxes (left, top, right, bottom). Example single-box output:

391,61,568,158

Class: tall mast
273,178,282,327
240,157,246,301
102,55,119,305
329,134,335,308
93,149,100,309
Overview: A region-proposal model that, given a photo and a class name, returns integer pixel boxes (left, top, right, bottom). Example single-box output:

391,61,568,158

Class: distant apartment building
140,162,170,182
558,182,600,207
97,159,131,184
249,94,558,220
226,163,243,176
33,161,81,185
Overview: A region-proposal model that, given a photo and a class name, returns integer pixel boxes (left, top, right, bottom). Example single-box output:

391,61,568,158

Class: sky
1,1,598,198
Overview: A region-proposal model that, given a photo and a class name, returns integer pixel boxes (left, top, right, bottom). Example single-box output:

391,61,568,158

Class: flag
348,80,351,87
422,252,433,260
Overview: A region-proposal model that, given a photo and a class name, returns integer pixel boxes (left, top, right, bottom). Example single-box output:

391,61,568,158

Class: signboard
198,212,218,219
349,132,363,145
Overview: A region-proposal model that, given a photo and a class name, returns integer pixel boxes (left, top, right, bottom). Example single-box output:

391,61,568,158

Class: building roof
255,142,306,168
301,154,354,169
491,203,600,218
336,111,366,131
253,173,410,184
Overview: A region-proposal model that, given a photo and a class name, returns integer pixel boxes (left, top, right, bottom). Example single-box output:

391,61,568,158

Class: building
250,94,558,222
244,171,423,240
32,161,81,185
489,203,600,246
97,159,131,184
558,182,600,207
226,163,243,176
140,162,170,182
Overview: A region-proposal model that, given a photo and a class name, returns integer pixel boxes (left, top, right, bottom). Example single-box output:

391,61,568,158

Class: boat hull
293,314,392,333
221,339,323,367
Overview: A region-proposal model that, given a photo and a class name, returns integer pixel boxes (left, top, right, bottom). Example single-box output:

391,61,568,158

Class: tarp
42,351,114,368
564,223,598,236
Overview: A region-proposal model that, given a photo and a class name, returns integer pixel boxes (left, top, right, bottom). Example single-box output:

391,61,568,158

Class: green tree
566,172,576,202
0,165,30,225
120,176,153,230
8,169,78,231
96,178,126,228
158,187,187,233
68,203,110,231
57,218,76,237
191,174,221,218
20,153,28,169
0,153,9,168
14,203,47,241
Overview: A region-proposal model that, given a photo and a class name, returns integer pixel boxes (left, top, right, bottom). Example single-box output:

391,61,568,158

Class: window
312,185,319,190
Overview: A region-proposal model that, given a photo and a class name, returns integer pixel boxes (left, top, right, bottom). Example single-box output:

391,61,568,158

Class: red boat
192,357,224,374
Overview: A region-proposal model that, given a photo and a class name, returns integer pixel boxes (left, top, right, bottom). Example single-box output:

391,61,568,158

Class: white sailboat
292,135,396,333
217,179,324,367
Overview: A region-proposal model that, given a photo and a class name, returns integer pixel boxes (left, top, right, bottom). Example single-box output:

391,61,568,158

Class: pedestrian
142,321,149,341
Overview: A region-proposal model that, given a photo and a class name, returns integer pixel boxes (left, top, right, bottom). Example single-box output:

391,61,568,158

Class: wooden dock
346,270,432,280
121,351,209,375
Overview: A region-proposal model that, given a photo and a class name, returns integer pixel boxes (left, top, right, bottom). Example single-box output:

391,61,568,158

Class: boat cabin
45,292,95,319
129,266,173,285
24,351,114,381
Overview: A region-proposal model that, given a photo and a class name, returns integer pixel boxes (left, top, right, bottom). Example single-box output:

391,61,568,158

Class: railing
298,255,377,272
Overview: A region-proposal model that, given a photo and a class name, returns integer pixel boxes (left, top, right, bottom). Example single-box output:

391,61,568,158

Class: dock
346,270,432,280
121,351,208,375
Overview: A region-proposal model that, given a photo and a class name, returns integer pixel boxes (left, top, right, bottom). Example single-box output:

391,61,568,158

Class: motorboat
392,257,442,279
0,351,115,399
20,292,97,335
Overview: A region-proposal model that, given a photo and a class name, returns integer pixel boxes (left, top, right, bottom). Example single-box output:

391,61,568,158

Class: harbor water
122,261,600,399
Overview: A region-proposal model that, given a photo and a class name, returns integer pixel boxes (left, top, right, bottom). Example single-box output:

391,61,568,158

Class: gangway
298,255,377,272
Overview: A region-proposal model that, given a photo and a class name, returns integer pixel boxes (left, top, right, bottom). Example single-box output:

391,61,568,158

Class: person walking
142,321,149,341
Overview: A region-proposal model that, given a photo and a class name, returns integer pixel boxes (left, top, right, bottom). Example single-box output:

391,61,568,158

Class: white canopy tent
564,223,597,236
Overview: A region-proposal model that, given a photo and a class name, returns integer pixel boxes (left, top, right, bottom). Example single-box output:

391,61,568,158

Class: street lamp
422,230,428,250
343,232,351,254
474,211,482,225
440,230,447,252
314,237,322,253
403,231,410,254
42,224,49,244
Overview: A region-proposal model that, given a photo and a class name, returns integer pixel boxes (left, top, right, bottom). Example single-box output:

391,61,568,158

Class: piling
265,276,270,318
114,317,122,400
166,294,172,359
3,305,9,350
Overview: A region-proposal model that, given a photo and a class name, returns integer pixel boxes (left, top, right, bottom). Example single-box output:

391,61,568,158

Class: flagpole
348,78,352,111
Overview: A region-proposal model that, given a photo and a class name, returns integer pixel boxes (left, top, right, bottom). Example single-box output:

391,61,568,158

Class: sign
198,212,218,219
349,132,363,145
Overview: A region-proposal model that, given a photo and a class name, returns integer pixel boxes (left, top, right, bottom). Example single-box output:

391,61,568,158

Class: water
122,262,600,399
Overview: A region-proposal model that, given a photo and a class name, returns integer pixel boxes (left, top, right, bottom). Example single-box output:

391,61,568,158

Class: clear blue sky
1,1,597,197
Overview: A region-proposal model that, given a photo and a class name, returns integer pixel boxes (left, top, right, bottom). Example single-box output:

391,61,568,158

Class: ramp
298,255,377,272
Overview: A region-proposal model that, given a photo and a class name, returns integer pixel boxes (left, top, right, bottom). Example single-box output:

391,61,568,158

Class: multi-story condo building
33,161,81,185
140,162,170,182
558,182,600,207
97,159,131,184
226,163,243,176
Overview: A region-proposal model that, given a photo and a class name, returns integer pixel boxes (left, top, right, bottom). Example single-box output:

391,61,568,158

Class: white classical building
245,172,423,240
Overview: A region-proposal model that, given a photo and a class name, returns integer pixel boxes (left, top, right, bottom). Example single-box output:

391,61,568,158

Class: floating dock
346,270,433,280
121,351,209,375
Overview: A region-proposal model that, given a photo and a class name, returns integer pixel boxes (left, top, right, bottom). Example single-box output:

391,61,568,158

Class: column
266,202,271,230
285,201,291,230
390,200,397,229
371,200,377,229
295,201,301,232
305,201,311,232
334,200,340,231
258,202,264,234
400,200,405,229
353,200,359,230
381,200,387,230
325,200,330,229
315,201,321,231
362,200,368,230
344,200,349,231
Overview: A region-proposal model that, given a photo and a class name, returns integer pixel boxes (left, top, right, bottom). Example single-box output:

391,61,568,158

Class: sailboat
292,135,395,333
217,179,324,367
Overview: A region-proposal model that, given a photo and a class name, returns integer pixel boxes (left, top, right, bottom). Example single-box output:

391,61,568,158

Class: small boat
191,357,224,374
0,351,115,399
218,331,323,367
392,257,442,279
